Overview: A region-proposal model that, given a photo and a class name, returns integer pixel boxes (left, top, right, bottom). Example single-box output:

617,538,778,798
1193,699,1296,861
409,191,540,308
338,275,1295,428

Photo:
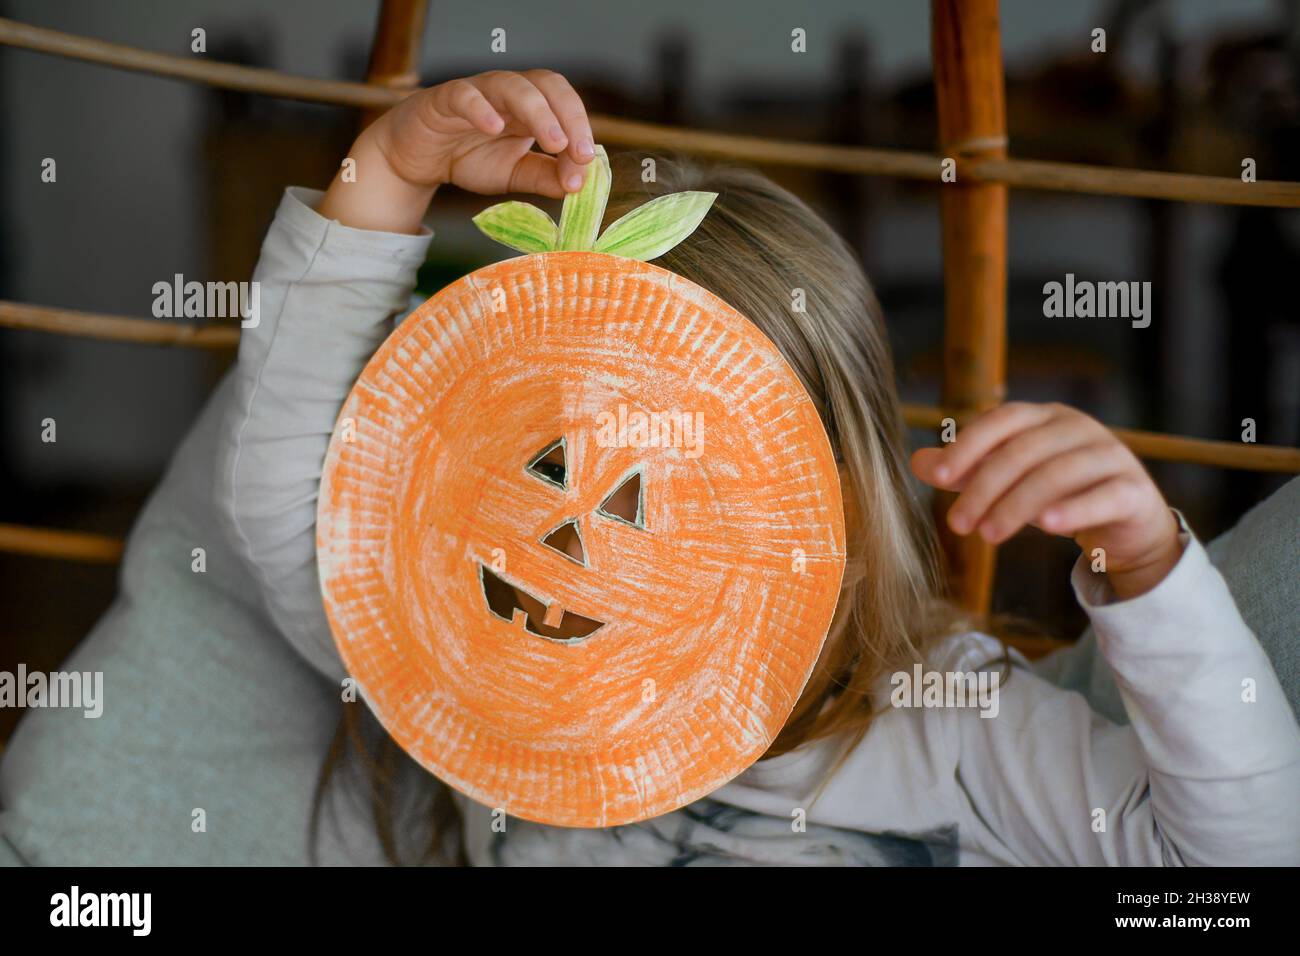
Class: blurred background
2,0,1298,739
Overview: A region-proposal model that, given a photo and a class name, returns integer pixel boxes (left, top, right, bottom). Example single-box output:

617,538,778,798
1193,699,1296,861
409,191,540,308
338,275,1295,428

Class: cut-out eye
597,471,645,529
542,519,587,565
527,439,567,489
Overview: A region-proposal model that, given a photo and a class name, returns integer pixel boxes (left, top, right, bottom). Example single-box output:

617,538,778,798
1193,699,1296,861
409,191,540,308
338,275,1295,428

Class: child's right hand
317,70,596,236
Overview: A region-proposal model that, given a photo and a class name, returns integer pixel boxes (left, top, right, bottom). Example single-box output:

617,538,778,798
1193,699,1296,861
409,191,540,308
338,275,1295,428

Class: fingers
1039,477,1145,535
912,402,1056,491
466,72,567,155
522,69,596,189
909,446,945,484
911,401,1179,593
472,71,594,192
507,151,567,199
944,420,1103,535
910,401,1136,544
554,156,589,194
972,442,1132,543
435,79,505,135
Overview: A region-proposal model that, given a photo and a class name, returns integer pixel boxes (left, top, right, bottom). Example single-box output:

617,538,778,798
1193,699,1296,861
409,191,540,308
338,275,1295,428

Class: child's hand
318,70,595,235
911,402,1183,599
372,70,595,196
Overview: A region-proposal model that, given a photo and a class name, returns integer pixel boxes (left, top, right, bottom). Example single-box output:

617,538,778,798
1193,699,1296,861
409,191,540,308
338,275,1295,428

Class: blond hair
609,154,969,761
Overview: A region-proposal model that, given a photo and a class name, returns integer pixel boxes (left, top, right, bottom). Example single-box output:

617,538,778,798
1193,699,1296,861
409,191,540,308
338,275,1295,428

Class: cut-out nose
541,519,587,565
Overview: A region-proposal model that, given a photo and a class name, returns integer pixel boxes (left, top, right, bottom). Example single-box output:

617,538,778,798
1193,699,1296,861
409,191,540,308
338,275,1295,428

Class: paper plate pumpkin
317,148,846,828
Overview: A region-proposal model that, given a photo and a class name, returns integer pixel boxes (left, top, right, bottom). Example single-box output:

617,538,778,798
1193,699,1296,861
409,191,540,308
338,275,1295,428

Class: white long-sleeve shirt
216,187,1300,866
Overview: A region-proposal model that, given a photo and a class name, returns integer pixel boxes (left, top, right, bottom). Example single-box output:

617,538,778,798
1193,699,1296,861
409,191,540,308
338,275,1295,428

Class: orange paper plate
317,251,845,827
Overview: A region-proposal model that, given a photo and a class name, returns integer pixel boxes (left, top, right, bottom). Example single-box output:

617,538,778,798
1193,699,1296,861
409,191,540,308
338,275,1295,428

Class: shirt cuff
278,186,434,265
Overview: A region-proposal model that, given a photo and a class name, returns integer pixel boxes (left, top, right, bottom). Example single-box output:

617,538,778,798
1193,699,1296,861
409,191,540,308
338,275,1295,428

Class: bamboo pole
899,404,1300,473
0,16,395,108
3,17,1300,208
0,524,124,563
931,0,1007,613
359,0,428,129
7,400,1293,567
0,300,239,349
2,300,1296,472
0,420,1294,566
594,116,939,178
1106,426,1300,472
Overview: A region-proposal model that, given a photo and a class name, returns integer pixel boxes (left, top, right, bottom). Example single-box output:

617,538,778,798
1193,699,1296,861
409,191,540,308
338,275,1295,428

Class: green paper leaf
472,201,558,254
593,191,718,261
556,145,611,251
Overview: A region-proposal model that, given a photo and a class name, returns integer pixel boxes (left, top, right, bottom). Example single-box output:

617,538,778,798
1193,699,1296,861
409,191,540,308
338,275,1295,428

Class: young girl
217,69,1300,865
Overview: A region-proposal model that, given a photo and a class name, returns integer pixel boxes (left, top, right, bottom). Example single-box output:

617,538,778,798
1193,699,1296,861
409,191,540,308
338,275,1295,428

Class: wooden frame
931,0,1007,611
0,3,1297,615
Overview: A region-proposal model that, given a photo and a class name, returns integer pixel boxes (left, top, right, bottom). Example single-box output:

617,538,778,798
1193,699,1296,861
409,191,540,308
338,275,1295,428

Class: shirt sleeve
949,517,1300,865
215,187,434,681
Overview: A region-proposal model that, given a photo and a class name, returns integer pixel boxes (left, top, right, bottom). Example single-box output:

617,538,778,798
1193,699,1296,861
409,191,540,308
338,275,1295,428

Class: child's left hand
911,402,1183,599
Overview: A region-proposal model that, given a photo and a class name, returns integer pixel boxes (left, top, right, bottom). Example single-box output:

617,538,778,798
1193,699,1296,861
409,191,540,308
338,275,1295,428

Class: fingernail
548,124,566,146
565,173,584,191
934,464,950,482
1041,509,1060,529
576,136,595,158
949,512,968,534
979,522,999,543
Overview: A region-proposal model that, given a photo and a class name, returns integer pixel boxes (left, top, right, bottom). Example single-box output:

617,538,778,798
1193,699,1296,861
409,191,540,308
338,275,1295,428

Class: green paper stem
472,201,559,254
471,143,716,262
556,145,611,251
593,191,717,261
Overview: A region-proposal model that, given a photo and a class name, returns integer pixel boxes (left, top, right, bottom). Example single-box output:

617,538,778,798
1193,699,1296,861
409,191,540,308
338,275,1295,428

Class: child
216,69,1300,865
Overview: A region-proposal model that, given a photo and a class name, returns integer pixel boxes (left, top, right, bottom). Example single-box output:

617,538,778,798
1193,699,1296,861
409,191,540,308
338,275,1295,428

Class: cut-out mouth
478,563,606,644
